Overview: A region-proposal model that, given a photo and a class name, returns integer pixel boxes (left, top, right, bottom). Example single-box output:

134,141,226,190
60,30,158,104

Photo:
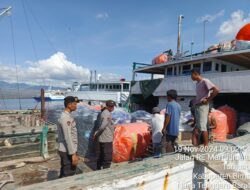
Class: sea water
0,99,63,110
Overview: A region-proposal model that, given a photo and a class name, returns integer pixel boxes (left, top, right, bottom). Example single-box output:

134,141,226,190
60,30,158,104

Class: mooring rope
9,15,22,110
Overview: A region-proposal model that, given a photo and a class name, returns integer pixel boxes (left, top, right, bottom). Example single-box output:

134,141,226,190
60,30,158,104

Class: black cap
64,96,80,107
167,89,178,100
106,100,116,107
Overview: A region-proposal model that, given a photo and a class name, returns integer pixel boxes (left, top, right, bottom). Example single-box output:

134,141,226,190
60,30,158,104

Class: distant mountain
0,81,66,99
0,81,65,90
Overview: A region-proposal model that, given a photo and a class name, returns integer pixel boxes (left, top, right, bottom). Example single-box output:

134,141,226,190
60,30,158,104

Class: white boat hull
66,91,129,104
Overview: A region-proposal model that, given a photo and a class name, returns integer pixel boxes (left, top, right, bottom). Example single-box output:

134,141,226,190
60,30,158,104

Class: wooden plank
0,149,57,162
0,112,41,128
0,141,57,161
0,110,40,115
0,125,57,137
0,133,56,145
0,148,57,162
0,155,57,171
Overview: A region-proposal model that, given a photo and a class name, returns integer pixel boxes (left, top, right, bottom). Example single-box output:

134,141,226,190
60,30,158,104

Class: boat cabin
131,48,250,113
72,81,130,92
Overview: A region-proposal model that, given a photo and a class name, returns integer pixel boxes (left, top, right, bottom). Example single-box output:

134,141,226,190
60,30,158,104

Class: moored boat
33,88,65,102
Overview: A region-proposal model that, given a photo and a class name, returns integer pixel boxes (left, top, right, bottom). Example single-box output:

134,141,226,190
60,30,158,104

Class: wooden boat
0,110,57,162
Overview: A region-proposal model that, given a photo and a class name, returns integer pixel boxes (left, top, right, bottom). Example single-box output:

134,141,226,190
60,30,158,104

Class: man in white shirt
151,107,164,157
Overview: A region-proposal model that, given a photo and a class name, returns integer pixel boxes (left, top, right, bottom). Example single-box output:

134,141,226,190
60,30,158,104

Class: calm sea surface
0,99,64,110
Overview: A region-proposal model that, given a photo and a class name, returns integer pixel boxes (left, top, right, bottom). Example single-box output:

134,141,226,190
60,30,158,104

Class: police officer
58,96,80,178
94,100,116,170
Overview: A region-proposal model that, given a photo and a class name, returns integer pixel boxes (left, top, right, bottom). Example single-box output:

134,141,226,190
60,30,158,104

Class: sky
0,0,249,87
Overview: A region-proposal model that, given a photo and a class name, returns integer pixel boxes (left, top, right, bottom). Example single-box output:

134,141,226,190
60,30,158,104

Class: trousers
58,151,76,178
96,142,113,170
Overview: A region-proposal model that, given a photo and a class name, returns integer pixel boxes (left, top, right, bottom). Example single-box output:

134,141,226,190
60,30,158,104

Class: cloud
217,10,250,40
196,10,224,23
0,52,121,87
96,12,109,20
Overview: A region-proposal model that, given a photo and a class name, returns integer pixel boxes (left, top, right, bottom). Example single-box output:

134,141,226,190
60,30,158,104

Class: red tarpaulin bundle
112,122,151,163
218,105,237,135
152,54,168,65
209,110,228,142
89,105,102,111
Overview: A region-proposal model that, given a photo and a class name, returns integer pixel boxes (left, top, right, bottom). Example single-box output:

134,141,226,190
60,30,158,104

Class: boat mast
0,7,12,110
176,15,184,58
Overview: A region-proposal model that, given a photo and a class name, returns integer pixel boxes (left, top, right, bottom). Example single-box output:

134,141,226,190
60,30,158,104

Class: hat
152,107,161,114
106,100,116,107
167,89,178,100
64,96,80,107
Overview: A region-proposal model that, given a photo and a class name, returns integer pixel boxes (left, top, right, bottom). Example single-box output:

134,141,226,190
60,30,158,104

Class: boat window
221,64,227,72
123,84,129,90
182,65,191,75
106,85,108,89
174,66,178,75
215,63,220,71
193,63,201,72
203,61,212,72
80,84,90,91
167,67,173,76
90,84,93,90
110,85,113,90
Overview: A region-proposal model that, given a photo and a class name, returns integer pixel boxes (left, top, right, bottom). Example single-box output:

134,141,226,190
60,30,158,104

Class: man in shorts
191,69,219,147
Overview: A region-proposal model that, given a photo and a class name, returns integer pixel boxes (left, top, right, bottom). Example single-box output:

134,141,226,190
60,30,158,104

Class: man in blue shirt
162,90,181,152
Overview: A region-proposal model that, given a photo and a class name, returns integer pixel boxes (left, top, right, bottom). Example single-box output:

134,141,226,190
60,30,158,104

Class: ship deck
133,49,250,74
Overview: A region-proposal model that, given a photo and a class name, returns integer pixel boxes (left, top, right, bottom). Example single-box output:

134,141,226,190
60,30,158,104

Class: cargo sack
218,105,237,135
209,110,228,142
112,122,151,163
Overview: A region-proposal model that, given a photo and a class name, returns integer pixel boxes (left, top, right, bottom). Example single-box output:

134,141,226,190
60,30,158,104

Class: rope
9,15,22,110
24,1,68,121
21,1,62,119
0,88,7,110
67,26,78,64
21,0,46,87
25,1,65,64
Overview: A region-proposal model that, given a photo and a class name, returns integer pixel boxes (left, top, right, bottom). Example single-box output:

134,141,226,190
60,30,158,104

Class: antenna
203,20,209,54
190,41,194,60
90,70,93,84
94,70,97,84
